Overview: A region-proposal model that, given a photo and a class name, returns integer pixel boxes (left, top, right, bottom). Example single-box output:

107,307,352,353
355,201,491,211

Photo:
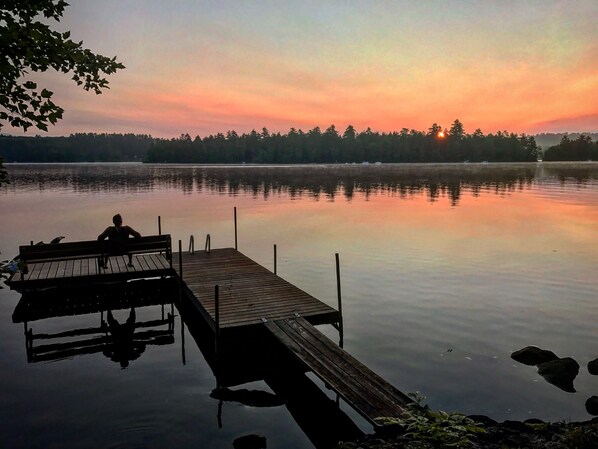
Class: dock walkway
265,316,413,425
176,248,339,330
8,253,171,290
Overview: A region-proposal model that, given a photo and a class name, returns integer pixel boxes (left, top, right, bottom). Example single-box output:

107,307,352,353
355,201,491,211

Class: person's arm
98,227,111,241
125,226,141,239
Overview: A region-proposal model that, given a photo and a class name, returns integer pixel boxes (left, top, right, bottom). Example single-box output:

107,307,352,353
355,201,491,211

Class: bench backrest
19,235,172,264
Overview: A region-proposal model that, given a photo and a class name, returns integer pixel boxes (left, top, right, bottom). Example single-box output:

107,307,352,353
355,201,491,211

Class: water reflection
5,162,598,205
177,289,365,448
12,279,365,448
13,280,176,364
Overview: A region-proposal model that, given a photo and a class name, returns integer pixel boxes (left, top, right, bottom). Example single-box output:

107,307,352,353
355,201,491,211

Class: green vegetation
0,0,124,133
0,133,152,162
0,120,542,164
0,0,124,185
543,134,598,161
144,121,540,164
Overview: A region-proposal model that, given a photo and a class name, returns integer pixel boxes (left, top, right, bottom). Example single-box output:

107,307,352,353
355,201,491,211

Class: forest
1,120,595,164
542,134,598,161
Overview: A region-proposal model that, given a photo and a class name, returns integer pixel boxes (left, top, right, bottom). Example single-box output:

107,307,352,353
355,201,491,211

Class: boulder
233,434,267,449
588,358,598,375
511,346,558,366
586,396,598,416
537,357,580,393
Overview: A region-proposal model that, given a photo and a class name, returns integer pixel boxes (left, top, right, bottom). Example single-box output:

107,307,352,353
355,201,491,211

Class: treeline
534,132,598,150
0,133,153,162
543,135,598,161
145,120,540,163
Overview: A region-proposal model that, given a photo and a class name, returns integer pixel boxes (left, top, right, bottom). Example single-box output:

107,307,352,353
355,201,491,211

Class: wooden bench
19,235,172,270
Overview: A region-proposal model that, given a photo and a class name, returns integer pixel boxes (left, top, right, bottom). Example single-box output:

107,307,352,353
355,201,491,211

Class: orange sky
12,0,598,137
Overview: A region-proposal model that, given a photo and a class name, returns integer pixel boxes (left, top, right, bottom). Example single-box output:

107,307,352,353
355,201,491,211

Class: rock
588,358,598,375
586,396,598,416
537,357,580,392
511,346,559,366
468,414,497,426
233,434,267,449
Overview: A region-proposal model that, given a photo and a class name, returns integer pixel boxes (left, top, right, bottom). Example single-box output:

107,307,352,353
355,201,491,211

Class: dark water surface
2,162,598,448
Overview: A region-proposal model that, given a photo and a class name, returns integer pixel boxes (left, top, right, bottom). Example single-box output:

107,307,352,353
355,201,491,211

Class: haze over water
2,162,598,448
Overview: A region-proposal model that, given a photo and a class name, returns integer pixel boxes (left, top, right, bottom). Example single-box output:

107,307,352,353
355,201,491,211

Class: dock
7,238,415,428
175,247,414,425
175,248,339,330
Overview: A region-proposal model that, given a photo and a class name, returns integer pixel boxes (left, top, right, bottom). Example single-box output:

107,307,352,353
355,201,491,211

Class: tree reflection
4,163,598,206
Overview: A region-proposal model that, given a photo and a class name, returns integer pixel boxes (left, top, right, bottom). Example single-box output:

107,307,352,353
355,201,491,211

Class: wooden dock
7,239,415,427
175,248,340,331
176,247,414,425
265,316,413,424
8,253,172,291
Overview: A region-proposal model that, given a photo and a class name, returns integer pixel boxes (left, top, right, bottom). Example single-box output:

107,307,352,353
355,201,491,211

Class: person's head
112,214,123,227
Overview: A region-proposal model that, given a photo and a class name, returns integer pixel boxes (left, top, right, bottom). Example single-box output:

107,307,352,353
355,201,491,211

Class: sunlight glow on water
2,162,598,448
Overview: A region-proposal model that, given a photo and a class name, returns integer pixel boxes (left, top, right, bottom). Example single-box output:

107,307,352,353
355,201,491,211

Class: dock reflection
12,279,176,364
13,278,366,448
176,290,365,448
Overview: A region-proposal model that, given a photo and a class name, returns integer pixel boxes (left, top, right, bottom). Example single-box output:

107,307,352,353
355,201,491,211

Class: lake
2,162,598,448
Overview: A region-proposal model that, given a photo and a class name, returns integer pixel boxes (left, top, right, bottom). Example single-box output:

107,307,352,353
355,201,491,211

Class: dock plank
265,316,413,425
176,248,338,329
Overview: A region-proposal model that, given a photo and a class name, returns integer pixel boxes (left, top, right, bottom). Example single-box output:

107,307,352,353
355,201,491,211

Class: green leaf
40,89,53,98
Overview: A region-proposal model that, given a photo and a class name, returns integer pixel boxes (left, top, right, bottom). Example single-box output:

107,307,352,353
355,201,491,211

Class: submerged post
214,284,220,354
158,216,162,235
274,244,277,275
335,253,344,347
178,240,183,280
234,207,238,250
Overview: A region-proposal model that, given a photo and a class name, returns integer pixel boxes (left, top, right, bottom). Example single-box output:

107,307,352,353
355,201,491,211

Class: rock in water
585,396,598,416
537,357,580,393
588,358,598,375
233,434,267,449
511,346,559,366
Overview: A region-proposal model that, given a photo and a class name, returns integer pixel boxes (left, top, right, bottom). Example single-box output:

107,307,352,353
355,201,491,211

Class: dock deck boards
265,316,414,425
9,253,171,289
176,248,339,329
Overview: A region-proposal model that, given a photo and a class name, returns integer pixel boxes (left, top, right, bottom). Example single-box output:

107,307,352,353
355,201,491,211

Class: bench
19,235,172,270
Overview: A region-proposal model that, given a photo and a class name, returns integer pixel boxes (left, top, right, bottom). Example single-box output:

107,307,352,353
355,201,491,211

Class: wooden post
158,216,162,235
274,244,277,275
178,240,183,280
234,207,238,250
335,253,344,348
181,318,186,366
214,284,220,354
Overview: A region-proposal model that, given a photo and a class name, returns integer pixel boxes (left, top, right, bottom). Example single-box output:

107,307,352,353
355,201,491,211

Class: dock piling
158,216,162,235
274,244,277,275
214,284,220,354
178,240,183,280
335,253,344,348
234,207,238,250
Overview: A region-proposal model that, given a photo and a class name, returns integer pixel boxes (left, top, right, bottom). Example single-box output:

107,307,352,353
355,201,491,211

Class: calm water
2,162,598,448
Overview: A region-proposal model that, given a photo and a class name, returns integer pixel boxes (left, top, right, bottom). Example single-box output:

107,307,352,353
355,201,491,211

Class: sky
15,0,598,137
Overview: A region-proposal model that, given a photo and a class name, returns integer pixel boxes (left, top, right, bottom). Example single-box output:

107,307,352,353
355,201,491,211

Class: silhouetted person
98,213,141,268
103,308,145,368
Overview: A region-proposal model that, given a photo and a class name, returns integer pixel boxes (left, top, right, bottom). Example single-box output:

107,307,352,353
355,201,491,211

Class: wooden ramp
264,316,414,426
8,254,172,290
176,248,339,330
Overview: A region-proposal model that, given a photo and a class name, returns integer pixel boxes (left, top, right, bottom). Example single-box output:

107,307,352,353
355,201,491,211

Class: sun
437,131,445,138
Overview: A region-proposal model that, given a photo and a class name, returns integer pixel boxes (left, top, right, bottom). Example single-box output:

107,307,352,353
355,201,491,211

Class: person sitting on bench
98,213,141,268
